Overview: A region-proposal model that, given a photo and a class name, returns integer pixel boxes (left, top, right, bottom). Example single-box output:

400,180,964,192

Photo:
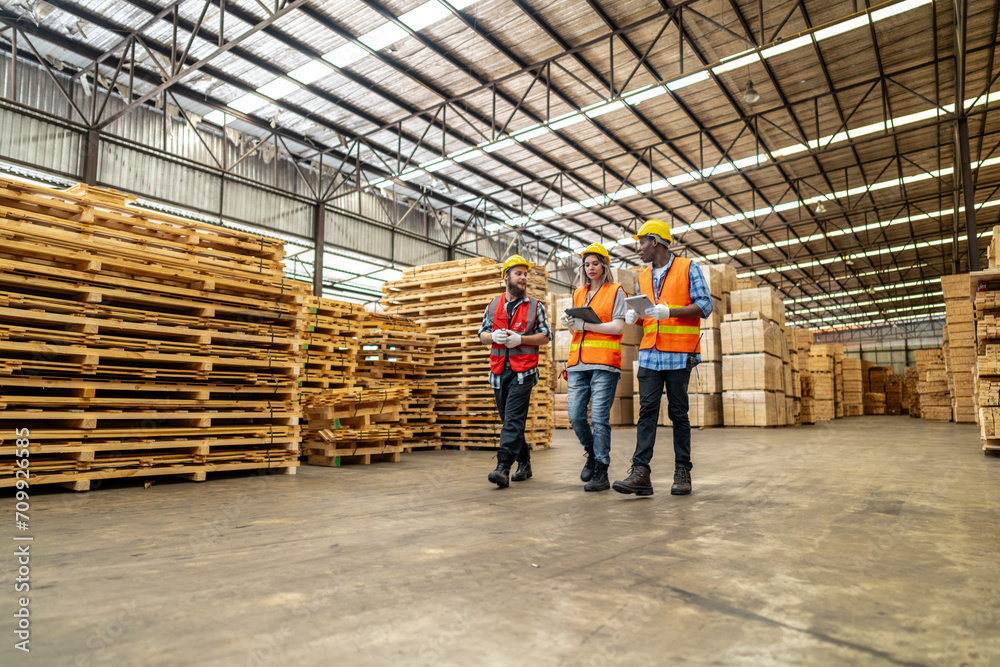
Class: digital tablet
564,306,603,324
624,295,655,313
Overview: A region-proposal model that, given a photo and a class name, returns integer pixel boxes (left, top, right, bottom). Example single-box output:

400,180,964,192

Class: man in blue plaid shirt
615,220,712,497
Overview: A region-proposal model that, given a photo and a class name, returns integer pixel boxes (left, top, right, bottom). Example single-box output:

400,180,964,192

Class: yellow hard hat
500,254,532,278
579,243,610,261
631,219,672,244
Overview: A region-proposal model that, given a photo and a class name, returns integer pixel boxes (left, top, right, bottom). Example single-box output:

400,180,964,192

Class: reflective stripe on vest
642,324,701,336
637,257,701,354
567,283,623,369
570,339,623,351
489,295,540,374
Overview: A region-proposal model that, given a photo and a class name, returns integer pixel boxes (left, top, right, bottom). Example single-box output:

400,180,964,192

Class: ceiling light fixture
743,79,760,105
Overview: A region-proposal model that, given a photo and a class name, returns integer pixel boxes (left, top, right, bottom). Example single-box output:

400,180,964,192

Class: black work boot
584,461,610,492
511,460,532,482
612,464,653,496
580,448,596,482
488,461,510,488
671,467,692,495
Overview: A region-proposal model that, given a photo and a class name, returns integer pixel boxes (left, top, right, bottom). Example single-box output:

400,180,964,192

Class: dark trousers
634,366,693,471
492,364,537,466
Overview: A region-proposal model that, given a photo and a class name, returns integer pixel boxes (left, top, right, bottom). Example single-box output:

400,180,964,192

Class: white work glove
645,304,672,320
625,309,639,325
569,318,586,331
504,332,522,348
559,313,574,328
491,330,509,345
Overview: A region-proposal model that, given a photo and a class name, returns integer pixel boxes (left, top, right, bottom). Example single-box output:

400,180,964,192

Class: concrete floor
3,416,999,666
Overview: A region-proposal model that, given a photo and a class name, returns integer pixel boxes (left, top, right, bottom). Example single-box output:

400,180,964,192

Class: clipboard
564,306,603,324
625,295,655,313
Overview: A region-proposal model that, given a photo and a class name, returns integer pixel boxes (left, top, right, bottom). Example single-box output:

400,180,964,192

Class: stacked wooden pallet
807,344,836,421
299,296,361,399
299,307,440,465
302,388,410,465
791,328,813,424
941,274,976,423
357,313,440,451
382,258,552,451
550,292,572,428
904,366,919,417
914,349,951,422
0,178,306,489
867,366,887,415
841,358,864,416
863,392,886,415
972,271,1000,452
885,374,903,415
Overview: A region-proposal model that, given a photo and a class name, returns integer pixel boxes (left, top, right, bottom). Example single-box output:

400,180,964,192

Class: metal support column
312,203,326,297
953,0,979,272
958,117,980,271
83,129,100,186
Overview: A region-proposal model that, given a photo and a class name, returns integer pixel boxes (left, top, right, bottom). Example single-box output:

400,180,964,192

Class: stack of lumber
302,388,410,465
721,286,790,427
833,344,845,418
800,372,816,424
867,366,887,414
862,359,875,394
686,262,737,427
382,258,552,451
973,271,1000,452
0,178,306,490
863,392,886,415
550,292,572,428
941,274,976,423
904,366,919,416
885,374,903,415
988,224,1000,268
807,344,836,421
841,358,865,416
915,349,951,422
791,328,813,423
357,313,440,452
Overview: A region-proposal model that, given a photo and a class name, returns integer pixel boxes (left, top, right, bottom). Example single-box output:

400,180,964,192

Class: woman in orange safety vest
560,243,627,492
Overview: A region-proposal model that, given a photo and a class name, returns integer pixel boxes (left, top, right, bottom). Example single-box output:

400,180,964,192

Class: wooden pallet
0,459,297,491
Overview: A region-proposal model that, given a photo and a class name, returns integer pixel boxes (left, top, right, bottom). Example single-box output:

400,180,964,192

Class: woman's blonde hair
578,252,614,289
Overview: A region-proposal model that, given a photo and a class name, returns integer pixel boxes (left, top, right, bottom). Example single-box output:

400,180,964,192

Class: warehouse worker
560,244,626,492
478,255,551,488
616,219,712,497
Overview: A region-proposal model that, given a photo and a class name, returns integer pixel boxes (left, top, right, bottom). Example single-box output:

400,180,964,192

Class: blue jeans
567,369,620,465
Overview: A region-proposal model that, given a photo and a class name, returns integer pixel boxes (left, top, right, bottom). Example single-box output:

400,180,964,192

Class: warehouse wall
0,53,472,274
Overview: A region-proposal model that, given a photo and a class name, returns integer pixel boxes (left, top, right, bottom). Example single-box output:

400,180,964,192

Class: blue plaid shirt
637,257,713,371
479,296,551,388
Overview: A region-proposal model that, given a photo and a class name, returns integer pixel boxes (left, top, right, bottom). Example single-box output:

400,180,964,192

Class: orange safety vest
568,283,623,369
637,256,701,354
489,295,541,374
